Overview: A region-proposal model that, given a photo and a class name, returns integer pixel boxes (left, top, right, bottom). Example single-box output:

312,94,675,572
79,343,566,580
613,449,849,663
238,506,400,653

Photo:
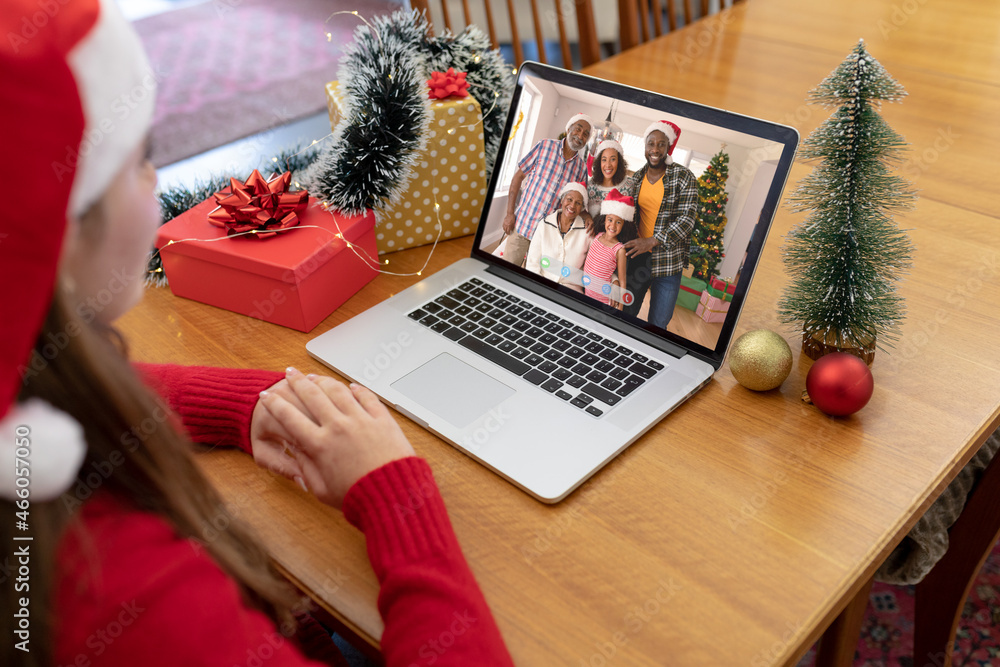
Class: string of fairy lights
149,10,510,282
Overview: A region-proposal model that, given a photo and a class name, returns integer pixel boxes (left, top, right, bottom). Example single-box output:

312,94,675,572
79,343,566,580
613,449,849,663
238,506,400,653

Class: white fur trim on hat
558,182,588,209
601,198,634,222
643,120,678,145
595,139,624,158
67,1,156,217
642,120,680,165
601,189,635,220
564,113,594,137
1,400,86,503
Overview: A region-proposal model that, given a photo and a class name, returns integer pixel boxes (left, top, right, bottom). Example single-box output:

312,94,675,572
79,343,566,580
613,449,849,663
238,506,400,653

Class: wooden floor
639,290,723,349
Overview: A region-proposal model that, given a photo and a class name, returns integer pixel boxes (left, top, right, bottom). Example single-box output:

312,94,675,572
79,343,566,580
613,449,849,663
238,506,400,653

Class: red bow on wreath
427,68,470,99
207,170,308,239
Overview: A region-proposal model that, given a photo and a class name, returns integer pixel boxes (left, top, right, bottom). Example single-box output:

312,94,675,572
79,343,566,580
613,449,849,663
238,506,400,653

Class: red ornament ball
805,352,874,416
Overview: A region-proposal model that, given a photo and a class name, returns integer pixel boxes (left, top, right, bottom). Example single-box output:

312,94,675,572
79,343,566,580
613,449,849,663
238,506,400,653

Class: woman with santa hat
525,182,591,291
0,2,512,666
586,138,629,219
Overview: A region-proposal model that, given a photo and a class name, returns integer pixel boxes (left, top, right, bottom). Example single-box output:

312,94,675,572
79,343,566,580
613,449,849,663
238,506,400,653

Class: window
618,131,644,174
672,146,691,167
687,152,711,178
496,83,539,193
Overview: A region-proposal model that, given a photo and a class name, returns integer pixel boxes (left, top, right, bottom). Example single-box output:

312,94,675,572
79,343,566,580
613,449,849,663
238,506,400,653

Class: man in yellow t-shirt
620,121,698,329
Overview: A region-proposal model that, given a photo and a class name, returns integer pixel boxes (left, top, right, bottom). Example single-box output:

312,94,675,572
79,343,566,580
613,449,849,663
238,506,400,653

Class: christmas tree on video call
689,148,730,282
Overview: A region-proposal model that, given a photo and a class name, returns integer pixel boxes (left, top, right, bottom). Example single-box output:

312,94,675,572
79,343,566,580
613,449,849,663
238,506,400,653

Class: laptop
307,61,798,503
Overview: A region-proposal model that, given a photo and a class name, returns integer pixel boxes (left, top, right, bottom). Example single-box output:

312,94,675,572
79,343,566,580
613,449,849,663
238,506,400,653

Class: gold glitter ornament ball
728,329,793,391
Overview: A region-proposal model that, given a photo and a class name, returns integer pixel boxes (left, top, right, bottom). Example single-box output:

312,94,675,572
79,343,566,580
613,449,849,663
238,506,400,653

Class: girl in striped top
584,189,637,308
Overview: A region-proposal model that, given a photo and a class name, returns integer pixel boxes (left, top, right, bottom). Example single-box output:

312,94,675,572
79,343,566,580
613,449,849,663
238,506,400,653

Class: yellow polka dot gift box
325,81,487,254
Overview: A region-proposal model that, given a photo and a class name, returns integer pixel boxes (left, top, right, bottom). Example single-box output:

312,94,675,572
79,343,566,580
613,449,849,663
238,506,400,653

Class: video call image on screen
478,73,786,352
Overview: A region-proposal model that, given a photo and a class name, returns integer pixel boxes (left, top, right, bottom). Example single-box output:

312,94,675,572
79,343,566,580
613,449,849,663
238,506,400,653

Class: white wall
717,160,779,280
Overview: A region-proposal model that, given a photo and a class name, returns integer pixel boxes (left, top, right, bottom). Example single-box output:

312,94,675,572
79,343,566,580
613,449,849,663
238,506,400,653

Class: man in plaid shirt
501,113,593,268
621,120,698,329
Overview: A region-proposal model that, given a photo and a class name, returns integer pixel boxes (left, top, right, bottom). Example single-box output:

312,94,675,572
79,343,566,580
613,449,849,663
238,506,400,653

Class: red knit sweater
54,364,513,666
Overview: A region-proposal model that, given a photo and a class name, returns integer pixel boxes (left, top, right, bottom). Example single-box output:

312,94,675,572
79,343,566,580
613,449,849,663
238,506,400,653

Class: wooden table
120,0,1000,663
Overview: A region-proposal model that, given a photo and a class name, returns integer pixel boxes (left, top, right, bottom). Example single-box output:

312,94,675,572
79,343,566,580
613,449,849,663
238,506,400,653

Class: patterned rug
796,538,1000,666
134,0,402,167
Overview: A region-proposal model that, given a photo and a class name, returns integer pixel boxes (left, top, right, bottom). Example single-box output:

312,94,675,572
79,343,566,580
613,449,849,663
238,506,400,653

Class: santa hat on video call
0,0,155,501
595,139,624,158
643,120,682,159
564,112,594,137
601,189,635,222
558,181,589,209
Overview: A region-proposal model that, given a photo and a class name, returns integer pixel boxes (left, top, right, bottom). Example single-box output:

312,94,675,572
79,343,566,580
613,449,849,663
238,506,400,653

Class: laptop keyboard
406,277,665,418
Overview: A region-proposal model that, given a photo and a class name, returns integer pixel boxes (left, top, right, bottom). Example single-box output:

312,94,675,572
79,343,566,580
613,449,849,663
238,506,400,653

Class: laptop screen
470,62,798,369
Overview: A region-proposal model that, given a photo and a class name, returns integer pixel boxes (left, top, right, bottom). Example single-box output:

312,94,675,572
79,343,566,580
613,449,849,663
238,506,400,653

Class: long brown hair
1,290,299,666
589,147,628,188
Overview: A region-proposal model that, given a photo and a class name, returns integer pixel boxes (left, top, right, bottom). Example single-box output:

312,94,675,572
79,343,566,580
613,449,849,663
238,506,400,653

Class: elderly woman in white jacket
525,182,590,292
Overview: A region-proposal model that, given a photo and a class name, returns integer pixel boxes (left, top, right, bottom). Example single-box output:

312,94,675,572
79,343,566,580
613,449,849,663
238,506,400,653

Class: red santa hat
558,181,589,209
564,112,594,137
643,120,682,155
600,189,635,222
0,0,155,501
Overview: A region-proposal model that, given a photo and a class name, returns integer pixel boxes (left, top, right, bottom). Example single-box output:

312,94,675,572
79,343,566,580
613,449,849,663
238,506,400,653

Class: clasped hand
251,368,414,508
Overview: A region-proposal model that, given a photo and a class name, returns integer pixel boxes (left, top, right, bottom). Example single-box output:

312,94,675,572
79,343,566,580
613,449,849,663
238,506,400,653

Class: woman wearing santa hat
586,139,629,219
0,2,512,666
620,120,699,329
525,182,590,290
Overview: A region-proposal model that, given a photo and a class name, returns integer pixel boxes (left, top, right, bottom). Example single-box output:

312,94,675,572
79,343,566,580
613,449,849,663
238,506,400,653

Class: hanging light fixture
586,99,623,157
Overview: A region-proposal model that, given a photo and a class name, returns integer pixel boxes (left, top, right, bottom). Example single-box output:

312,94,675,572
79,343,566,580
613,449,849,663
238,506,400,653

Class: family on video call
499,112,698,330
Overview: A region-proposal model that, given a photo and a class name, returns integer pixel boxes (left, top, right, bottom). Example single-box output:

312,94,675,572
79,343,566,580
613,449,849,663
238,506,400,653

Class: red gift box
710,276,736,296
156,197,378,332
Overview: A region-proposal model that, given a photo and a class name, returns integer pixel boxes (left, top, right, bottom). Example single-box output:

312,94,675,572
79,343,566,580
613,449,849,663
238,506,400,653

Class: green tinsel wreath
303,9,514,219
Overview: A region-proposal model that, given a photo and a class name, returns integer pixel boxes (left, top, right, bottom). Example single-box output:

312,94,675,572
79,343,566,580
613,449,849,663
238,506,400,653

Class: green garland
301,10,432,217
303,9,513,219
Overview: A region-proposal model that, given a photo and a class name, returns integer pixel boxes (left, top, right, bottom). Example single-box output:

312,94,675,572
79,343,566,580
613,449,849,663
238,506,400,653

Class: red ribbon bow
427,68,470,100
207,170,308,239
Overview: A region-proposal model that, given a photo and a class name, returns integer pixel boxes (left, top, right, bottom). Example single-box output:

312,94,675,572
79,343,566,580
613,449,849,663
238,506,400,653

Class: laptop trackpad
391,353,515,429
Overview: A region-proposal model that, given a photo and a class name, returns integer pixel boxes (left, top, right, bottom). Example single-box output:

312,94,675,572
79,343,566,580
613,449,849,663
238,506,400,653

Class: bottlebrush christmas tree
689,148,730,281
777,40,915,359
